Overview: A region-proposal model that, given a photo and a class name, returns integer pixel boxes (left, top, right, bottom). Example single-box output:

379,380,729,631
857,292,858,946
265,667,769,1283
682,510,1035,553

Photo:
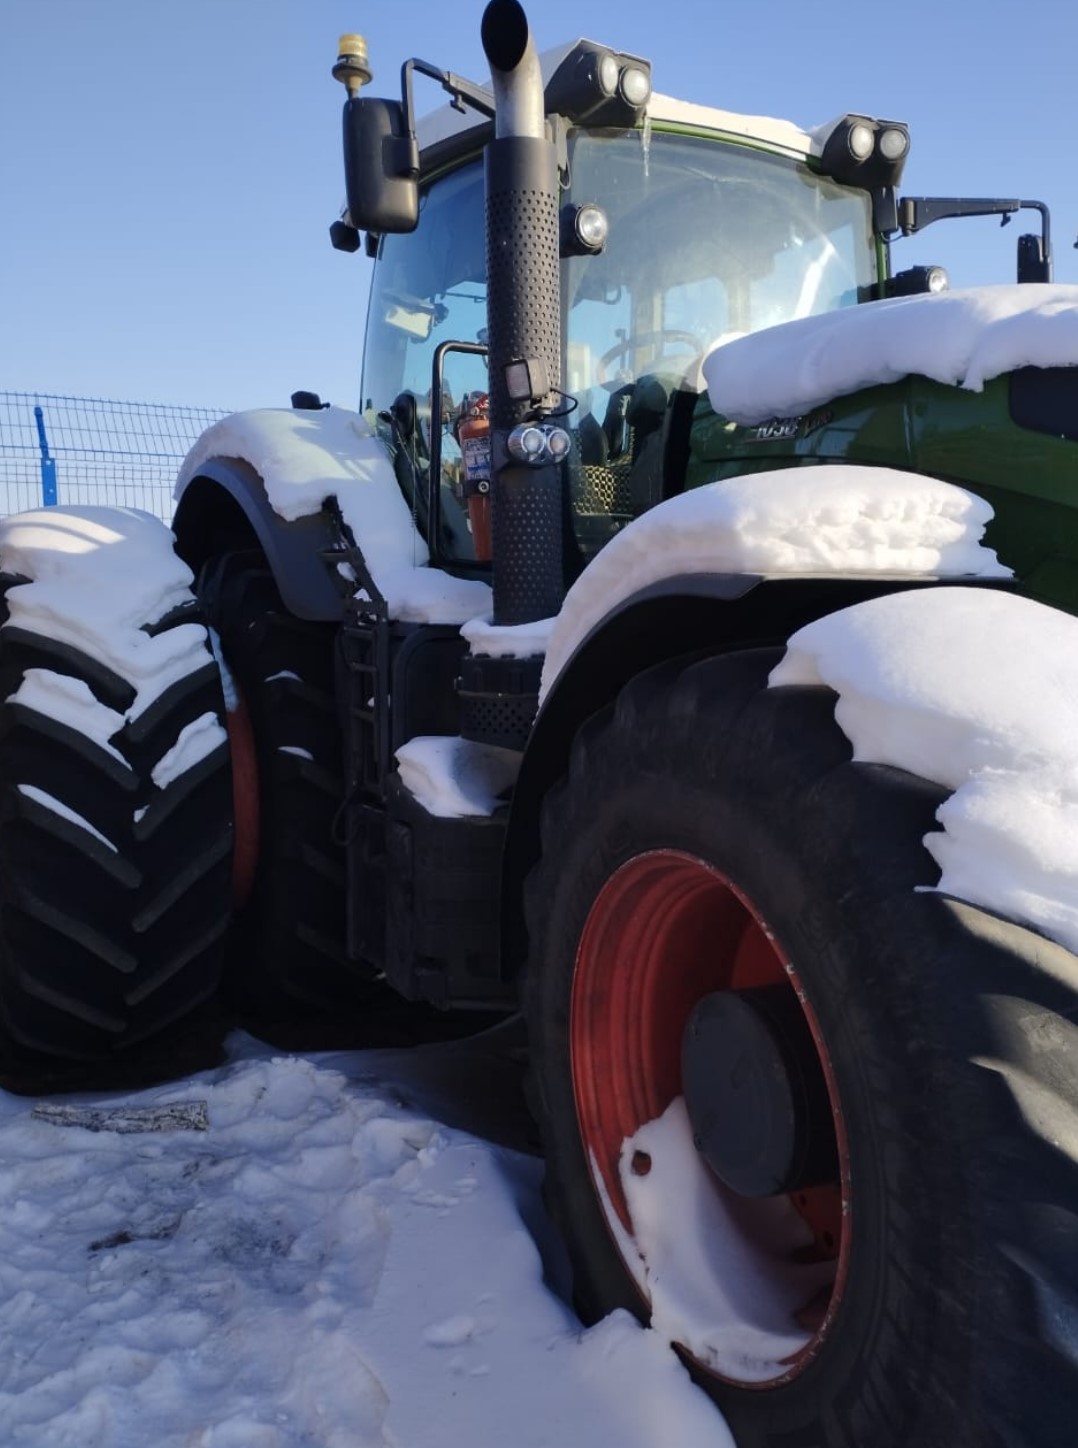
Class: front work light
545,40,652,127
886,264,949,297
561,202,609,256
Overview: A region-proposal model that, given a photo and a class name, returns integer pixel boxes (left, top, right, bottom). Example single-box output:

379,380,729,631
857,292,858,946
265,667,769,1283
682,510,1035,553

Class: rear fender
500,571,965,981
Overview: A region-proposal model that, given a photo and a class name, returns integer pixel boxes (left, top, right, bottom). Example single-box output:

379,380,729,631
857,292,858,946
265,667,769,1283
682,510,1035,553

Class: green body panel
685,374,1078,612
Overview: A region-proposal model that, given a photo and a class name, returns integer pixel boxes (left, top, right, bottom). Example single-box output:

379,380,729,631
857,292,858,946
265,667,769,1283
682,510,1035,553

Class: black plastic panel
384,778,512,1009
1009,367,1078,443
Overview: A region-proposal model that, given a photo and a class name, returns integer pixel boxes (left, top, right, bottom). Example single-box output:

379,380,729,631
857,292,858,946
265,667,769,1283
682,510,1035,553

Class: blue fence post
33,405,58,506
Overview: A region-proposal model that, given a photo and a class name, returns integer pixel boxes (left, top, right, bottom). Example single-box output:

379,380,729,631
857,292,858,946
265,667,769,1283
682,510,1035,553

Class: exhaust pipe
481,0,545,140
479,0,562,629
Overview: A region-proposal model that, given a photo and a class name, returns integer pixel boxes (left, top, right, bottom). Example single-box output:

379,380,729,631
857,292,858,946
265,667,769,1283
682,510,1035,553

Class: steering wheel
596,329,702,387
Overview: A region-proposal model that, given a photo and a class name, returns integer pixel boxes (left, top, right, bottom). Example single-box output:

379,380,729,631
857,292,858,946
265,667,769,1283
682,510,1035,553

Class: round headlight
926,265,949,294
848,122,875,161
597,52,620,96
574,203,609,251
877,126,909,162
619,64,652,108
547,428,571,461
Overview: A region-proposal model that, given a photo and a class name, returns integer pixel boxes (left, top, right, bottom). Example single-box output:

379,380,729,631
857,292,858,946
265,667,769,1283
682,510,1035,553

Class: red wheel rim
570,850,851,1387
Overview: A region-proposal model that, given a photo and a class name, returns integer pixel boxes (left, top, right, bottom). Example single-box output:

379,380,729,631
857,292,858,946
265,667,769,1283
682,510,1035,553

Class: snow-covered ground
0,1027,731,1448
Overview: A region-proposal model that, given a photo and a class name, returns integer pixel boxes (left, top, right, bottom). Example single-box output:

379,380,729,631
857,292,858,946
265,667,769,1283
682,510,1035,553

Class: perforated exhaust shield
481,1,564,627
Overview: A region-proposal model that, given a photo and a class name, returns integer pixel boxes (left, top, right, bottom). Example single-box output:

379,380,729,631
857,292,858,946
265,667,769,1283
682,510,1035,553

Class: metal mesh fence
0,392,231,521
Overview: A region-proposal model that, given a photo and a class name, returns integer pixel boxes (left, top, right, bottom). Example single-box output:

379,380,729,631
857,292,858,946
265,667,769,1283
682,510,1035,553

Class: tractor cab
338,23,1053,608
345,40,886,577
361,124,878,571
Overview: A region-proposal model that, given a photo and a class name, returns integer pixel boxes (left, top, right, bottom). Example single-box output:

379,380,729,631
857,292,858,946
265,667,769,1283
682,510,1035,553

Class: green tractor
0,2,1074,1443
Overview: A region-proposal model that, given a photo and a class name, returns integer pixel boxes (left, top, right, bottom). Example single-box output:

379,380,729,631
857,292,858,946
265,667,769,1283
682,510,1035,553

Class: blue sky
2,0,1074,411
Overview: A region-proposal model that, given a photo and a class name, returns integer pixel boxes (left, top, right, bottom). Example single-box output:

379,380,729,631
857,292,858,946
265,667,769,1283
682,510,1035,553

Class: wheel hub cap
682,985,839,1198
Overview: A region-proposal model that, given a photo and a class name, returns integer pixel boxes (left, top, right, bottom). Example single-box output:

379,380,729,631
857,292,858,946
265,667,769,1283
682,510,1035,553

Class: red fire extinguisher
457,392,493,561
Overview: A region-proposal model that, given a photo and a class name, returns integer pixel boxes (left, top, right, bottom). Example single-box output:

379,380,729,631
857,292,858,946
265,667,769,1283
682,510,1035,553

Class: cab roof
415,39,821,161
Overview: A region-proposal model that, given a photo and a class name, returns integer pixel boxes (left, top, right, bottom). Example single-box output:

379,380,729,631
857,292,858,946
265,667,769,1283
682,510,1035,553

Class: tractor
0,2,1074,1443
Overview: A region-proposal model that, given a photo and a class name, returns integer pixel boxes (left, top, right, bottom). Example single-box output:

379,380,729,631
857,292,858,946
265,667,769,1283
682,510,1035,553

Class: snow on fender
177,407,491,625
537,464,1009,703
0,506,234,1063
771,585,1078,956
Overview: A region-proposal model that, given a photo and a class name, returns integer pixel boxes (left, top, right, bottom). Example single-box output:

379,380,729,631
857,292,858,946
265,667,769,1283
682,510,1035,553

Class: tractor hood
686,283,1078,617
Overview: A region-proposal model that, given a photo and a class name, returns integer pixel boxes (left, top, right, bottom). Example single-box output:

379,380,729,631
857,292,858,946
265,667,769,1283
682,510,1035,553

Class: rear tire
198,551,376,1016
0,569,232,1064
525,647,1078,1448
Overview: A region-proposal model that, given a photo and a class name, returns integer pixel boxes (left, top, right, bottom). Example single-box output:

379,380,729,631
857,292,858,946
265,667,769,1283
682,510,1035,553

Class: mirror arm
897,196,1022,235
1021,199,1051,263
897,195,1053,282
400,59,496,177
898,195,1050,251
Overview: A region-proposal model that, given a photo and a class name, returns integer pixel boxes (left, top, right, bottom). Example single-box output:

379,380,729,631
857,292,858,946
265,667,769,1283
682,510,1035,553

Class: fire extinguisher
457,392,493,562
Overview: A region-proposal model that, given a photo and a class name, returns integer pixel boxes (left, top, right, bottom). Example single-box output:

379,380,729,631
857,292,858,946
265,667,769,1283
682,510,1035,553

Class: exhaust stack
479,0,562,629
481,0,545,140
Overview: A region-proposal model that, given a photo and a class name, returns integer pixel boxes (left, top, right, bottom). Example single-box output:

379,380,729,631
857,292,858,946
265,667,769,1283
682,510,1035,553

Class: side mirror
1017,232,1052,284
342,97,419,234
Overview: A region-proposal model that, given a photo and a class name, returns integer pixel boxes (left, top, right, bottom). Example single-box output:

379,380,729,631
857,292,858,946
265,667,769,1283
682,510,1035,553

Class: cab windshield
563,128,875,559
361,127,875,565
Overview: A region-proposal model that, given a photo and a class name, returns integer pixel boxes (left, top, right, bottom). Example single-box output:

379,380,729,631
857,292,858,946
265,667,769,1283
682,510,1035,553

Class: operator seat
601,372,677,516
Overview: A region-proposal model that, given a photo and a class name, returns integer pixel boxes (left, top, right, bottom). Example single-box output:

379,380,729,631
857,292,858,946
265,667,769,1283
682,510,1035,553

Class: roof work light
819,114,911,190
545,41,653,127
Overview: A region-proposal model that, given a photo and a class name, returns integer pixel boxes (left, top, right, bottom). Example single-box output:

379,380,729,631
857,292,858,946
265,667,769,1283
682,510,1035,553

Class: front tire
0,528,233,1064
198,551,376,1017
525,648,1078,1447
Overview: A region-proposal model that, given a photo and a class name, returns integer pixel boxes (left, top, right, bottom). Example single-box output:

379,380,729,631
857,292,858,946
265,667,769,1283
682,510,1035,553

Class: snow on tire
0,508,233,1061
525,646,1078,1448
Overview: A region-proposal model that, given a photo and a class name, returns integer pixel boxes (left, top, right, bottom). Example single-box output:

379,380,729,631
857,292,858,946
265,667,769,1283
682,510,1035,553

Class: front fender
173,457,347,622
